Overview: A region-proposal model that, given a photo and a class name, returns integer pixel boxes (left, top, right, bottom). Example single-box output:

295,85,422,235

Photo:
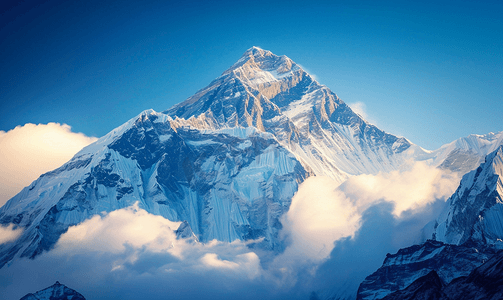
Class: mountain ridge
432,145,503,246
0,47,416,268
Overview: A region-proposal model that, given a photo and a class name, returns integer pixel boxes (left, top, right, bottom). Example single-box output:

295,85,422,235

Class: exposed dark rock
20,281,85,300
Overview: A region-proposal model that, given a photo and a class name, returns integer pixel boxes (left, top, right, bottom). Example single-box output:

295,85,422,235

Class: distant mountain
0,112,308,266
0,47,416,268
427,132,503,176
20,281,85,300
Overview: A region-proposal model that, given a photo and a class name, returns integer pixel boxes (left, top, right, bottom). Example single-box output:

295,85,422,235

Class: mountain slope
442,249,503,299
20,281,85,300
380,270,446,300
356,240,495,300
0,110,309,267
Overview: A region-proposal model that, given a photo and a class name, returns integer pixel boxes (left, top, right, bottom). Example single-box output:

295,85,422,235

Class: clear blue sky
1,0,502,150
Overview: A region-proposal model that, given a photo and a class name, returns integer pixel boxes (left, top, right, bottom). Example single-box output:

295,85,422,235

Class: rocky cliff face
442,249,503,300
356,240,496,300
432,145,503,246
379,270,446,300
377,249,503,300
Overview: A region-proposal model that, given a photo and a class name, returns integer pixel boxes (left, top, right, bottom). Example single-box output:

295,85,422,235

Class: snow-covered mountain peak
20,281,86,300
164,47,414,179
221,46,304,95
226,46,298,76
412,130,503,175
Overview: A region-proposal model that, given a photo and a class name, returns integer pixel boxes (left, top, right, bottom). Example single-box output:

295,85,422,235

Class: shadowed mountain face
356,240,497,300
376,249,503,300
20,281,85,300
0,47,415,268
0,113,309,267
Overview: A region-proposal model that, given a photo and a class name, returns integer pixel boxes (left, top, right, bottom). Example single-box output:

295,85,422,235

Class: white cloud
0,224,23,245
54,203,263,280
279,161,458,261
55,203,182,258
340,161,459,217
280,176,360,262
0,123,97,207
0,204,270,300
200,252,261,279
274,161,459,285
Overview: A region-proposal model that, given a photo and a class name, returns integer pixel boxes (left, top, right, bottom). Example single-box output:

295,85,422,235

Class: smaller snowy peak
448,131,503,156
410,131,503,176
75,109,171,157
20,281,86,300
426,131,503,174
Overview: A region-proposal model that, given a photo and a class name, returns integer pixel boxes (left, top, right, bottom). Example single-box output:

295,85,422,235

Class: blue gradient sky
1,0,502,150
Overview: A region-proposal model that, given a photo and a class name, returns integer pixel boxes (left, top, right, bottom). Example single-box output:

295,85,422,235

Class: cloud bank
0,204,272,300
341,160,460,217
0,161,460,300
279,161,459,262
0,123,97,207
281,176,360,261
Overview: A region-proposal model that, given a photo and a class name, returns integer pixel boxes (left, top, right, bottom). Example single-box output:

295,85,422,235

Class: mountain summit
167,46,413,180
20,281,85,300
0,48,415,268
